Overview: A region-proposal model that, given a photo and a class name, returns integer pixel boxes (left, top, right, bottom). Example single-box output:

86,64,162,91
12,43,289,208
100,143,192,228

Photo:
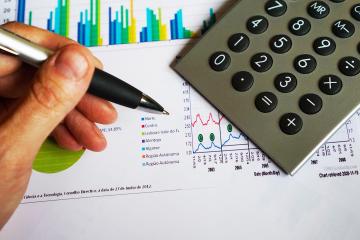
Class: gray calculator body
174,0,360,175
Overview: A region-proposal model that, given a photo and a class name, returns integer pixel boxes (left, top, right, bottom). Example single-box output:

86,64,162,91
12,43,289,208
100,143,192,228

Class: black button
294,54,317,74
358,43,360,54
329,0,344,2
265,0,287,17
255,92,278,113
339,57,360,76
351,4,360,21
209,52,231,72
270,35,292,54
289,17,311,36
313,37,336,56
280,113,303,135
332,20,355,38
228,33,250,53
247,16,269,34
232,71,254,92
299,94,323,115
319,75,342,95
308,1,330,19
251,53,273,72
274,73,297,93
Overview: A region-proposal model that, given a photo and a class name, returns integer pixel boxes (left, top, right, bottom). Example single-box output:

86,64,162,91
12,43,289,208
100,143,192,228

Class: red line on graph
192,113,224,127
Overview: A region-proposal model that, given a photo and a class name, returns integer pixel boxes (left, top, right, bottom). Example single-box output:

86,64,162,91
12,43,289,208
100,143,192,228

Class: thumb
1,44,95,167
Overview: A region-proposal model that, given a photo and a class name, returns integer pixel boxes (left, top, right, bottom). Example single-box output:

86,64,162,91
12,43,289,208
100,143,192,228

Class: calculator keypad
175,0,360,174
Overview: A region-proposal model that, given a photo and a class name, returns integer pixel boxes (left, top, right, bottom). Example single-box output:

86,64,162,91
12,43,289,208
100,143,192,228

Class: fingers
77,94,118,124
0,44,95,168
0,53,22,77
51,124,83,151
0,65,35,98
64,109,107,152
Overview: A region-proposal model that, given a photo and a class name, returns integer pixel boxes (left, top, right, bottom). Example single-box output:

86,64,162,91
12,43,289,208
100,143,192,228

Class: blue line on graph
193,133,247,153
194,142,222,153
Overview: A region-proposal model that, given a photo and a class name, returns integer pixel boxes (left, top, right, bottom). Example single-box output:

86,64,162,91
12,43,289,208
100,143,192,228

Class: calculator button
228,33,250,53
313,37,336,56
270,35,292,54
232,71,254,92
358,43,360,54
308,1,330,19
289,17,311,36
351,4,360,21
274,73,297,93
209,52,231,72
265,0,287,17
339,57,360,76
299,94,323,115
251,53,273,72
319,75,342,95
247,16,269,34
255,92,278,113
280,113,303,135
294,54,317,74
332,20,355,38
329,0,344,2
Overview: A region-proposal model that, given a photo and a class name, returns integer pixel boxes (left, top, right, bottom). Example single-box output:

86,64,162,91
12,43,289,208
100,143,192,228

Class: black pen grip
88,68,143,109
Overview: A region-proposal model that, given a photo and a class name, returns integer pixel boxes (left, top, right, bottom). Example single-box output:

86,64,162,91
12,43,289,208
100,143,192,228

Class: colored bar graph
78,0,103,46
140,8,168,43
108,0,137,45
170,10,193,40
47,0,70,37
201,8,216,34
17,0,26,23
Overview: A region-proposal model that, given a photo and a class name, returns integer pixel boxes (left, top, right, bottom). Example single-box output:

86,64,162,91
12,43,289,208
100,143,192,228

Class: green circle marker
32,139,85,174
227,124,233,133
210,133,215,142
198,134,204,143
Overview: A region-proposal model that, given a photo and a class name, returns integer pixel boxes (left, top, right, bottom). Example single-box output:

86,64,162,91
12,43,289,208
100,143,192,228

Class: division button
270,35,292,54
255,92,278,113
280,113,303,135
274,73,297,93
332,20,355,38
265,0,287,17
299,94,323,115
307,1,330,19
289,17,311,36
209,51,231,72
313,37,336,56
232,71,254,92
339,57,360,76
228,33,250,53
351,4,360,21
294,54,317,74
247,16,269,34
319,75,342,95
251,53,273,72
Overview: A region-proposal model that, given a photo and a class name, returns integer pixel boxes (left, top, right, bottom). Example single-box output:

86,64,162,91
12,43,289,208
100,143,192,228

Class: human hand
0,22,117,228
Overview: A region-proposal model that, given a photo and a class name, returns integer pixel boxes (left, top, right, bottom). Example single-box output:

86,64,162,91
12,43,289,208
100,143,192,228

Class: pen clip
0,44,19,56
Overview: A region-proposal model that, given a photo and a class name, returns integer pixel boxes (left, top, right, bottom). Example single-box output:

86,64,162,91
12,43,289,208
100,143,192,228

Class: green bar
29,11,32,26
66,0,70,37
124,9,129,43
96,0,101,45
152,11,159,41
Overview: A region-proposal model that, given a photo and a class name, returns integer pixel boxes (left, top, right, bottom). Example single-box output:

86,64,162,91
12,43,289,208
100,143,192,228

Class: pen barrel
89,68,143,109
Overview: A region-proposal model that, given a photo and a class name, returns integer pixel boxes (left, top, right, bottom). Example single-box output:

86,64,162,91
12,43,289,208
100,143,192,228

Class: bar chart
15,0,221,46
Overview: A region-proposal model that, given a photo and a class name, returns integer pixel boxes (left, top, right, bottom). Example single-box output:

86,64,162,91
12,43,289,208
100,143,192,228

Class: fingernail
54,48,89,81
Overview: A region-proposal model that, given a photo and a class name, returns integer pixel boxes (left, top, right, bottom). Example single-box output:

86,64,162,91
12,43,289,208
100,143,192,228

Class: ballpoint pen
0,27,169,115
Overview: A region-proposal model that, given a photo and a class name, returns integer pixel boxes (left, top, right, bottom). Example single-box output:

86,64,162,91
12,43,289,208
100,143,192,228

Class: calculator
174,0,360,175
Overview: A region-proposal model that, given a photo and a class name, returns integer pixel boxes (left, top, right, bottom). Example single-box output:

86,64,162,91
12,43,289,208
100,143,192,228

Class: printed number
267,1,284,11
318,39,331,49
298,58,311,68
251,19,263,28
214,54,227,66
255,55,268,67
280,76,292,88
274,37,289,48
233,36,244,46
292,20,305,31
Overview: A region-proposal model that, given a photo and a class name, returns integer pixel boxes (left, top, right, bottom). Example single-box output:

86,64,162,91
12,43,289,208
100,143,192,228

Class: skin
0,22,118,229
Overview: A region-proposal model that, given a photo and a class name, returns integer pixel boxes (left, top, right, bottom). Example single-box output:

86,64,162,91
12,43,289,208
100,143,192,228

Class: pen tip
162,110,170,115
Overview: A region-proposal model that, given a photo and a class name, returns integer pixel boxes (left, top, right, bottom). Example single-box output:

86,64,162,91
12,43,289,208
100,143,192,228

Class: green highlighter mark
32,139,84,174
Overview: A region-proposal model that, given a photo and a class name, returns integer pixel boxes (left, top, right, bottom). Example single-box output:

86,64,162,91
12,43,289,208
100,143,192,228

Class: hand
0,22,117,228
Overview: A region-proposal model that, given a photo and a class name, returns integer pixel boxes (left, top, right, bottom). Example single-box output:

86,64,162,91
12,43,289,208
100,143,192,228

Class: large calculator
174,0,360,175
